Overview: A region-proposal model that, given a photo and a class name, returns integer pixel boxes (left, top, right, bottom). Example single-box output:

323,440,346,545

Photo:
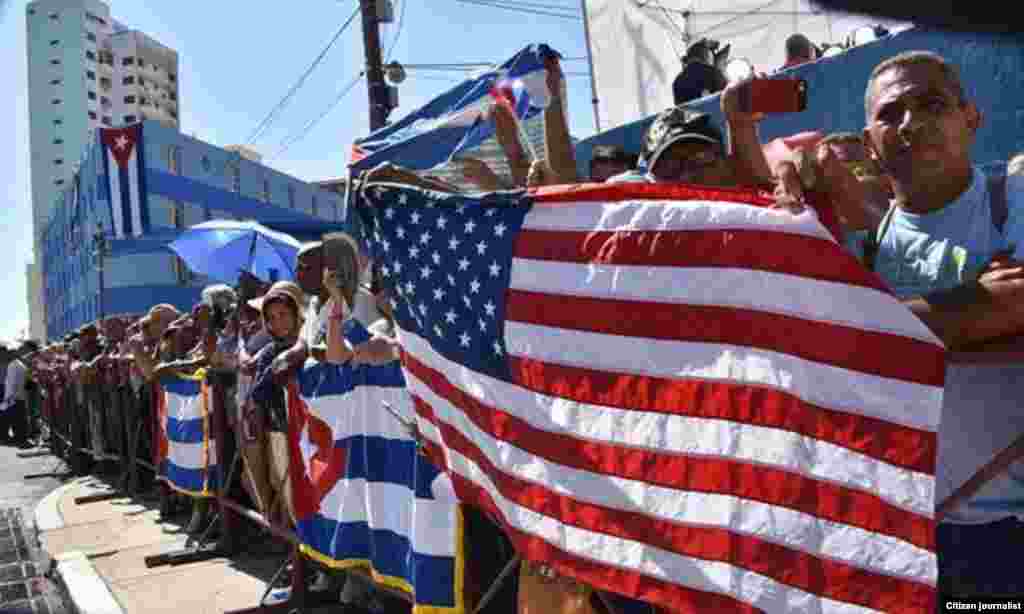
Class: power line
691,0,787,38
245,5,361,145
454,0,581,20
270,72,366,160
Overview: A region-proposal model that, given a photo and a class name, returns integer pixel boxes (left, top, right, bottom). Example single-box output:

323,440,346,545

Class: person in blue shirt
774,50,1024,598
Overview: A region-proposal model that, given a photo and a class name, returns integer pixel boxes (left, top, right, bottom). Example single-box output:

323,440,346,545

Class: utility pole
359,0,389,132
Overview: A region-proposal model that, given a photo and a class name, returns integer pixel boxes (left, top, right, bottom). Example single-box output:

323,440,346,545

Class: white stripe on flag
314,478,458,558
415,421,882,614
401,332,936,584
501,321,942,432
127,147,143,236
509,259,938,346
522,198,836,243
106,149,124,238
166,391,203,421
400,330,934,516
167,439,213,471
302,385,414,441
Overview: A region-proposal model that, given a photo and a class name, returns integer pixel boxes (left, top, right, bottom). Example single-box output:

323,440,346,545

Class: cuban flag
158,372,219,498
288,325,466,614
100,123,150,238
349,43,559,173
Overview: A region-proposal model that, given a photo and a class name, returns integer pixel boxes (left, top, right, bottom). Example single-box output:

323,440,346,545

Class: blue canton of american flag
366,185,530,380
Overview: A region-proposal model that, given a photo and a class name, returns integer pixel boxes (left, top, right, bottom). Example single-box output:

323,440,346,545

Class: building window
168,73,177,83
138,77,146,86
49,12,59,20
227,163,240,193
101,116,111,126
85,50,96,61
139,96,148,106
87,91,96,100
122,76,134,85
166,145,182,174
170,110,178,119
51,98,61,105
50,39,59,46
169,92,178,101
287,185,296,209
88,111,97,120
86,32,97,42
124,95,136,104
53,138,63,145
50,59,60,66
311,196,319,216
54,179,64,186
201,156,212,173
86,70,95,80
137,59,146,69
54,159,64,165
27,8,35,15
99,77,111,90
50,78,61,86
262,178,270,202
53,118,62,125
100,96,110,107
122,56,134,66
124,115,136,123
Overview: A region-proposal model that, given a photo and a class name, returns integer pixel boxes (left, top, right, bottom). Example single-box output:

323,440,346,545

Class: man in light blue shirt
776,50,1024,598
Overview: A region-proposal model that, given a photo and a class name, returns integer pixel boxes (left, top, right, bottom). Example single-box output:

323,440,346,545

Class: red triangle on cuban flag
101,124,141,169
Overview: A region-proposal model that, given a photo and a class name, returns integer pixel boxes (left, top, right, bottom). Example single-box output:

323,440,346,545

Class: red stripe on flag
404,355,935,552
506,290,946,388
420,437,761,613
415,401,937,613
508,356,938,474
513,228,888,293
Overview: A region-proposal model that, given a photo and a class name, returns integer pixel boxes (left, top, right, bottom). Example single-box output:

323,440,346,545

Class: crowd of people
5,46,1024,612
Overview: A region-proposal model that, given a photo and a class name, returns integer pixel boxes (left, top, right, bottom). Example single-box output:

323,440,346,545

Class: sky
0,0,598,345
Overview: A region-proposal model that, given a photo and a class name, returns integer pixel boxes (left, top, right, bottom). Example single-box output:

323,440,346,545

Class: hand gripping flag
288,343,466,614
356,181,947,613
100,123,151,238
157,371,219,497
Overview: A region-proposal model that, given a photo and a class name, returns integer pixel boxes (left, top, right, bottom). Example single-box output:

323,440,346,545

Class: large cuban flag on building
287,343,466,614
158,372,219,498
349,44,559,173
100,123,151,238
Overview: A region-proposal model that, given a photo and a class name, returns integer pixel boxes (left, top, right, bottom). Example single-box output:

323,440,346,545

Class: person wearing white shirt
2,343,31,447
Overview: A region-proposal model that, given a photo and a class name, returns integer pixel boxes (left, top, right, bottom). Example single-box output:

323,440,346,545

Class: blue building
42,120,351,338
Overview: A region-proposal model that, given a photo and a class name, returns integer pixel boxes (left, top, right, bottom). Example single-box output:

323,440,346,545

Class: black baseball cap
640,108,724,171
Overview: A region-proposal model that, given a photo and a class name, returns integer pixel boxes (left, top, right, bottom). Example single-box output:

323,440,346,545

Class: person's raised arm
490,101,532,187
541,56,579,184
720,77,772,187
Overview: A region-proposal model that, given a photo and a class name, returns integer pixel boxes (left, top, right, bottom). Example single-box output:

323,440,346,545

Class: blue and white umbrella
168,220,303,284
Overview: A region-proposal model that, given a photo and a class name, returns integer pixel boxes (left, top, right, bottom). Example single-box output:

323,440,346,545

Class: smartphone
740,78,807,114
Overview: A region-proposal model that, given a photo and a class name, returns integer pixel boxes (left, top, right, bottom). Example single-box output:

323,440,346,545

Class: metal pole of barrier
210,373,238,555
471,554,521,614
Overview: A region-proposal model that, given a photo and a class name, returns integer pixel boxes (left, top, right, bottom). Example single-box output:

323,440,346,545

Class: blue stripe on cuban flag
161,375,218,496
293,358,464,613
100,123,149,239
349,43,559,173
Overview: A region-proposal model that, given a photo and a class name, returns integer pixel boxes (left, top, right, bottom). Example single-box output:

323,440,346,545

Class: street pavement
0,441,75,614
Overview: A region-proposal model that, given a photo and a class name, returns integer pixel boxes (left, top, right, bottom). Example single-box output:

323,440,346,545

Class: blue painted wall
43,120,353,339
575,27,1024,176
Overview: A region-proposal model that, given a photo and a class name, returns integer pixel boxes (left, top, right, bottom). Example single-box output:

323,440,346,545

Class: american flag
357,181,946,613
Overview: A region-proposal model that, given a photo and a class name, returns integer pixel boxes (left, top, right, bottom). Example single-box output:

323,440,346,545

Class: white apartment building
25,0,180,340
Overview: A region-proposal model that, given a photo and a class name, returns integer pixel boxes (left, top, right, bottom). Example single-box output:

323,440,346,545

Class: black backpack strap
988,172,1008,233
862,203,898,272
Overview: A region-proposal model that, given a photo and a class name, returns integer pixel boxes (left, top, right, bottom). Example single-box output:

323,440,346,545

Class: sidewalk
34,472,325,614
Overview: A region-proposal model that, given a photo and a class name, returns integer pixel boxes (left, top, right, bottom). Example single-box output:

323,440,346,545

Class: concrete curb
53,551,126,614
33,479,79,532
